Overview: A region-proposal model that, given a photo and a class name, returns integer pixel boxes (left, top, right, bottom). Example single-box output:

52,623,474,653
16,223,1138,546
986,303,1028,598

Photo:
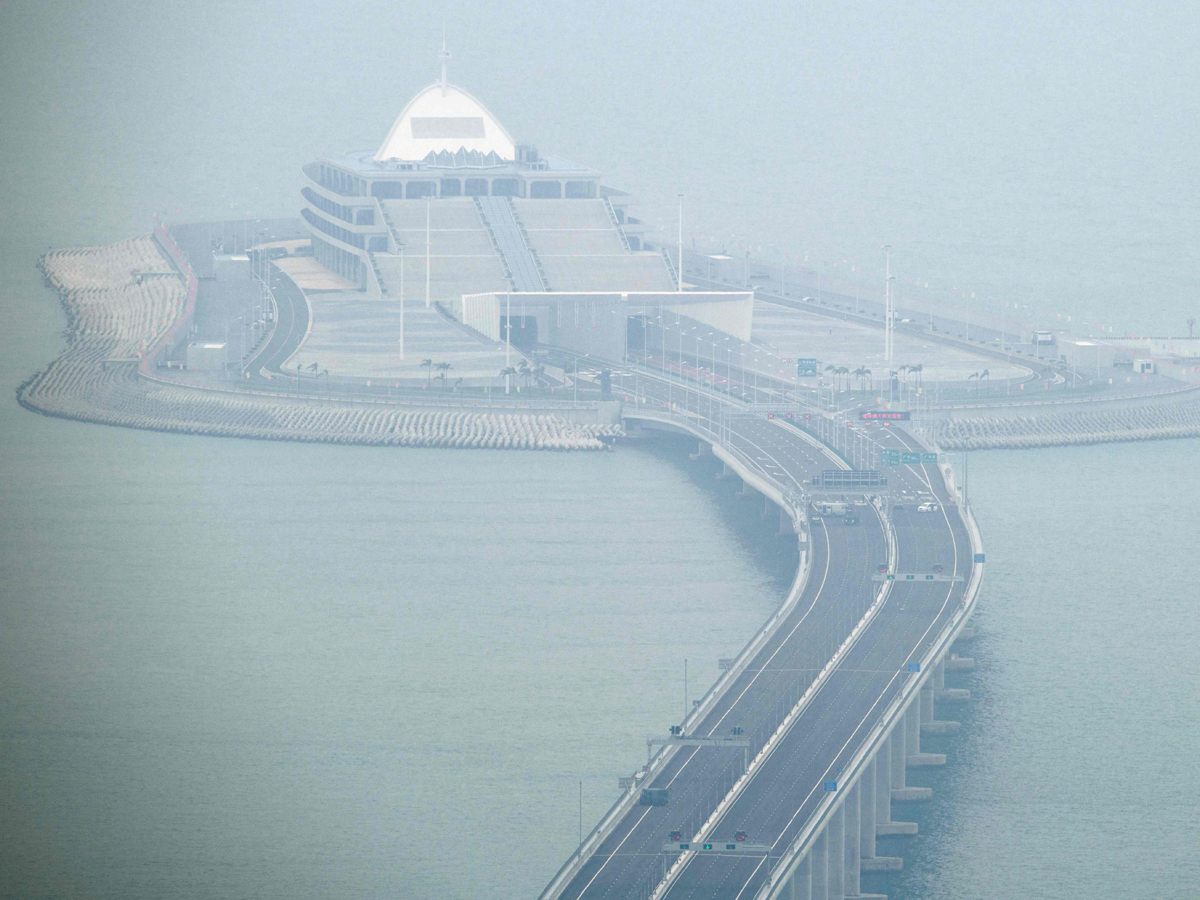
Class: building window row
312,235,363,286
303,187,355,224
318,164,364,196
364,177,593,200
302,208,364,249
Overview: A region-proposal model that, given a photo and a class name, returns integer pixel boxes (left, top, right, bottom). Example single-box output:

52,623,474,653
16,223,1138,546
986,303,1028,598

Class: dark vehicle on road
843,513,860,525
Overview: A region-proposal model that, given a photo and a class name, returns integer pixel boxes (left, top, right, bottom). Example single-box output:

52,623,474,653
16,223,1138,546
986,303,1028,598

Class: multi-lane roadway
548,370,971,900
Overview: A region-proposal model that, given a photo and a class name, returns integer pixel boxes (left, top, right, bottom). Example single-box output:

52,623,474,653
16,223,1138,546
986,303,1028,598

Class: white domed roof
374,82,516,163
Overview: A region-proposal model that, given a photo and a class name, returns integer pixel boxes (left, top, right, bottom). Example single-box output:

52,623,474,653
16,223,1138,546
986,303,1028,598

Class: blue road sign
974,553,986,563
906,662,920,673
797,358,818,376
823,780,838,792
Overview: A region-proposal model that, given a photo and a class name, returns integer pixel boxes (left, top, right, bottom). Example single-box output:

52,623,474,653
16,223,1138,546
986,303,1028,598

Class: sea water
2,3,1198,898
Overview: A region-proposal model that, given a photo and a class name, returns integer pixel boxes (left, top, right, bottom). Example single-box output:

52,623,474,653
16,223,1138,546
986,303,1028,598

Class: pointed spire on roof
438,31,451,94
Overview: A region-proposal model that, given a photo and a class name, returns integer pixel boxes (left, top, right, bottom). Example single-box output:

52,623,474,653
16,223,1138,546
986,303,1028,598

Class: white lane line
715,434,964,898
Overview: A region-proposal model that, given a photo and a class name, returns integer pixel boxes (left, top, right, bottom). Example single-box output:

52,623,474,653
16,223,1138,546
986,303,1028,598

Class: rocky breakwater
937,394,1200,450
20,236,619,451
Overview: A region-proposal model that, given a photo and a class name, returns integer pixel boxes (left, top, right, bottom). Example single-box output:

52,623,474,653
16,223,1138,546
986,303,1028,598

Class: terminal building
299,47,662,300
289,48,751,384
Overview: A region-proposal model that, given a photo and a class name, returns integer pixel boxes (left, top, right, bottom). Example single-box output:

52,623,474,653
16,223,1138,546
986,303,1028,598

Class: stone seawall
938,397,1200,450
19,237,618,451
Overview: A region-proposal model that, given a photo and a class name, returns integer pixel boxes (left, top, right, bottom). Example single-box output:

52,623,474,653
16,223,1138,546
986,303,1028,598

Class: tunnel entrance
500,315,538,349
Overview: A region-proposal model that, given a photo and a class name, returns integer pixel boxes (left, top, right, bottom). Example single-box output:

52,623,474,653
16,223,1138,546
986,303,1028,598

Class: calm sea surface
2,3,1198,898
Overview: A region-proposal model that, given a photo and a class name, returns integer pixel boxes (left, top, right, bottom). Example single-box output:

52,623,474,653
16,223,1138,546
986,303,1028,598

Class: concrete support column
828,803,845,900
920,681,935,725
812,829,829,900
844,784,861,898
876,740,891,825
904,704,920,758
890,728,905,790
763,495,774,519
934,658,946,692
790,850,812,900
861,756,877,859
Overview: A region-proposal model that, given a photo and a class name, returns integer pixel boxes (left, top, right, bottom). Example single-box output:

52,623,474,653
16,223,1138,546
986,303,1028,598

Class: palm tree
532,364,545,387
980,368,990,394
517,360,531,388
434,361,452,390
307,361,319,373
910,363,923,390
836,366,850,391
968,371,980,397
421,358,433,388
453,377,463,392
499,366,517,394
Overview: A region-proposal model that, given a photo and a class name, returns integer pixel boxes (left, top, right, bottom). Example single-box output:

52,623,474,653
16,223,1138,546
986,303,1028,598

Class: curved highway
547,369,973,900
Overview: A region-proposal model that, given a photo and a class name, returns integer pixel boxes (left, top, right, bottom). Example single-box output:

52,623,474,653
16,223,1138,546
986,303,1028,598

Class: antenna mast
438,32,451,92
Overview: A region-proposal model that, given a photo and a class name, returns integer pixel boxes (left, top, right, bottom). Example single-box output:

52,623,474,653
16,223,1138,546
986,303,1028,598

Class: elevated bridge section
541,363,982,900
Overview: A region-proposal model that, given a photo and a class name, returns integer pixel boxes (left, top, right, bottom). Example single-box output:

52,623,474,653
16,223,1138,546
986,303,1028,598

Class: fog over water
1,2,1198,898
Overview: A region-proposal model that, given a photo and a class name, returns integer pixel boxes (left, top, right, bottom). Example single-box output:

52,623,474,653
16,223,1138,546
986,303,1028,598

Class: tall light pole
505,292,512,394
398,241,405,360
425,197,432,308
884,245,894,366
677,194,684,293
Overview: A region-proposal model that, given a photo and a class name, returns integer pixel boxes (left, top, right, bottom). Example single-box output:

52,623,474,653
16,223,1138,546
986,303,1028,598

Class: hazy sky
2,0,1196,332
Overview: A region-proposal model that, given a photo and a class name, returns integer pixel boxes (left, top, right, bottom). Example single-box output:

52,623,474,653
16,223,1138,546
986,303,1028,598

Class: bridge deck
550,370,972,900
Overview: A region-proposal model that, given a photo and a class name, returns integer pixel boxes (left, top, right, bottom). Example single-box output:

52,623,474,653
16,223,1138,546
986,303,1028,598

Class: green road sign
880,449,901,466
901,452,921,464
922,453,939,464
796,358,818,377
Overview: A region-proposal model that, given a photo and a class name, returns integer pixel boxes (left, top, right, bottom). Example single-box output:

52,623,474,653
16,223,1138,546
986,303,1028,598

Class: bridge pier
844,783,861,898
811,828,829,899
778,507,796,536
875,741,891,829
828,803,845,900
920,682,934,724
860,757,877,861
924,658,961,734
888,716,930,807
789,848,812,900
763,494,775,519
688,441,712,461
908,685,947,766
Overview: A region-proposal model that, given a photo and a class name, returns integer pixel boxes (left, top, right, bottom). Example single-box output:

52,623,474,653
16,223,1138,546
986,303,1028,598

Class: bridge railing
538,409,806,900
751,456,984,900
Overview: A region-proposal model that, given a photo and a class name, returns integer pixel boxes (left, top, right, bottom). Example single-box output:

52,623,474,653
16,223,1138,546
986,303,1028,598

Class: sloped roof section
375,83,516,163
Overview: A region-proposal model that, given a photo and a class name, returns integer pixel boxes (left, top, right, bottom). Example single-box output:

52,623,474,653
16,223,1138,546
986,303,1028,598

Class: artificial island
18,47,1200,900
